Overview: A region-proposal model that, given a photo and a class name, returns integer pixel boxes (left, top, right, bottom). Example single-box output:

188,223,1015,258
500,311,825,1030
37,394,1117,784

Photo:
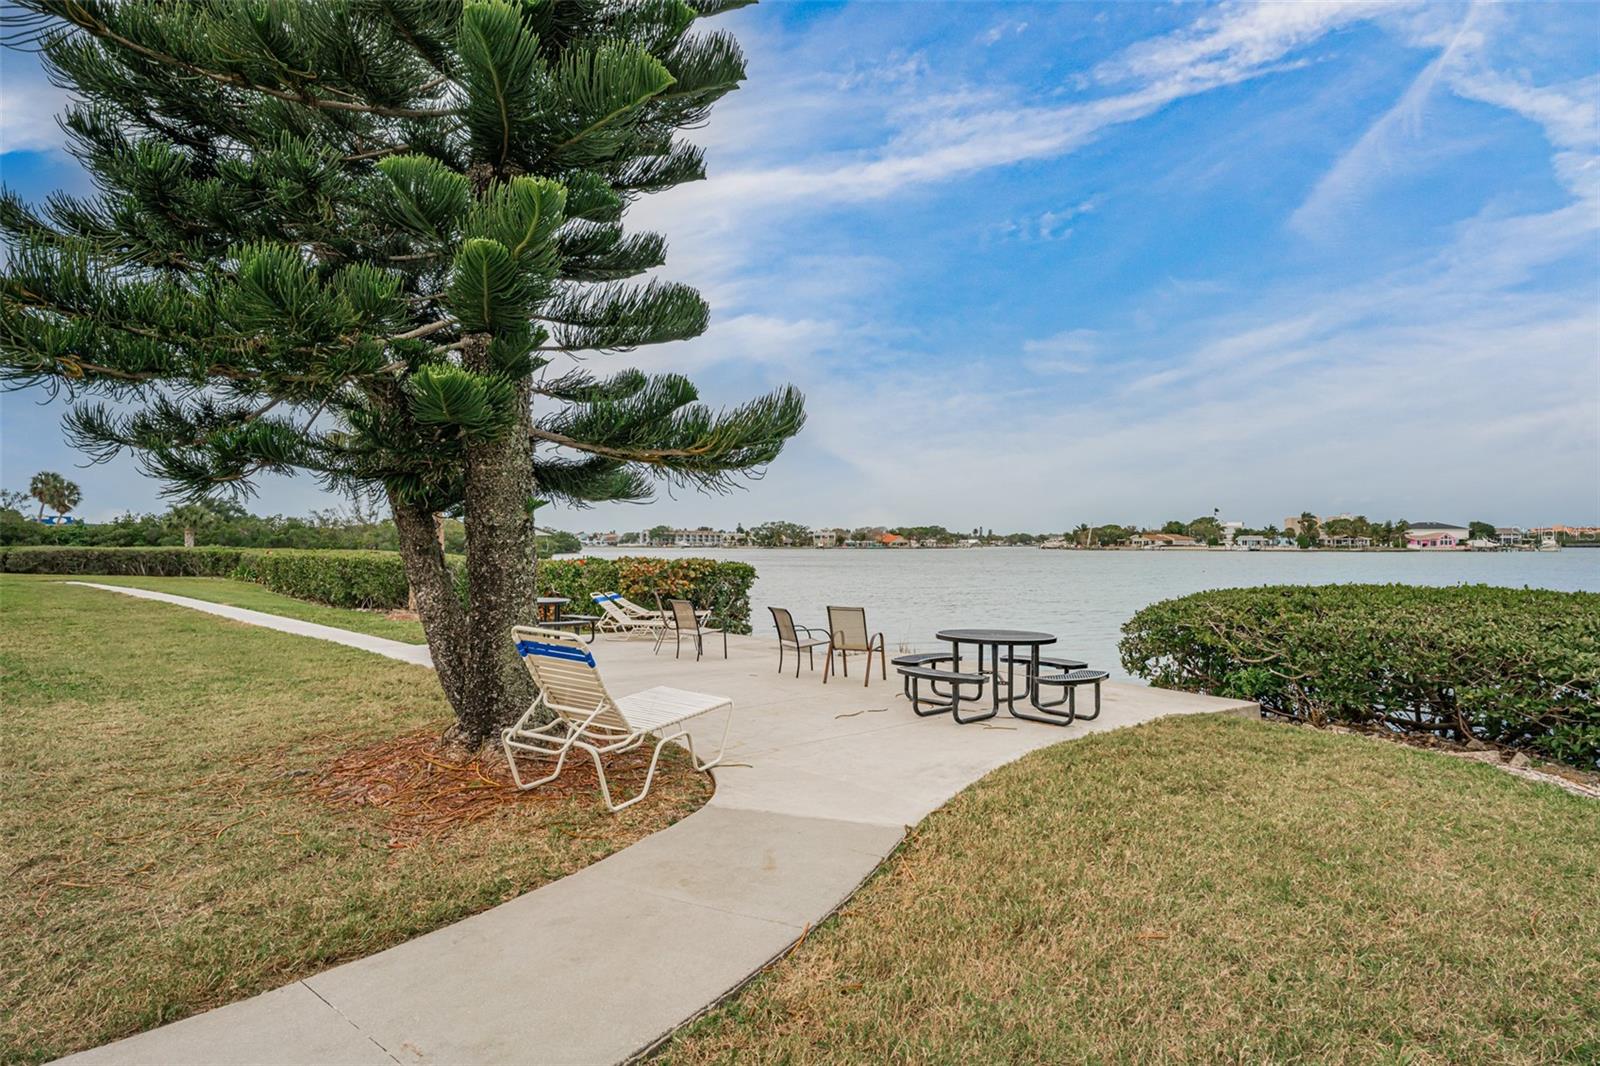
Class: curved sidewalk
59,583,1257,1065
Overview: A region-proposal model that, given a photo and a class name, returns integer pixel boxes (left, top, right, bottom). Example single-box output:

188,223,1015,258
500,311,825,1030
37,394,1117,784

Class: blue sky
2,0,1597,532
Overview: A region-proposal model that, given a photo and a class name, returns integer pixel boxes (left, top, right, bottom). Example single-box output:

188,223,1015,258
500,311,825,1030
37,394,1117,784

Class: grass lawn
0,575,708,1064
27,573,427,642
665,715,1600,1065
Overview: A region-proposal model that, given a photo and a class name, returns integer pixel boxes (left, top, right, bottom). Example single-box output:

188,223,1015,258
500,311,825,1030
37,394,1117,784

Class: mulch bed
309,728,677,846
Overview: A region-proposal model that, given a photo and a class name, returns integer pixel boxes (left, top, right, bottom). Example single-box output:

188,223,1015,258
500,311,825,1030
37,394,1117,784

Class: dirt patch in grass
664,714,1600,1065
313,729,693,846
1,576,711,1065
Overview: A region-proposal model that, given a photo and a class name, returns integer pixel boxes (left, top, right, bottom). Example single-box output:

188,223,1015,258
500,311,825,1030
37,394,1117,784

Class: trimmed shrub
1120,584,1600,768
0,545,246,576
231,549,415,609
540,556,758,634
1,546,757,631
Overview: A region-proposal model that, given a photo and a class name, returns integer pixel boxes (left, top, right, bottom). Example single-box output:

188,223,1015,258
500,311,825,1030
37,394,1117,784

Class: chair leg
777,642,785,675
503,728,577,792
822,643,833,683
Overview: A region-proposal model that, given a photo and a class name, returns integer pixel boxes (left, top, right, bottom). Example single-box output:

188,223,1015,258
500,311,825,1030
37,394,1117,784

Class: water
578,546,1599,680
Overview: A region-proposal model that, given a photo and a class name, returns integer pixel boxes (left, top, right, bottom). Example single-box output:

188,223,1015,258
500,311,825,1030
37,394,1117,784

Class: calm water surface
581,547,1600,680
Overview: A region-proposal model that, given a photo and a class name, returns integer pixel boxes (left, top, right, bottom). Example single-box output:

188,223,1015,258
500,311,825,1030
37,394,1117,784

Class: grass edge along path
1,576,708,1065
663,714,1600,1065
17,572,426,643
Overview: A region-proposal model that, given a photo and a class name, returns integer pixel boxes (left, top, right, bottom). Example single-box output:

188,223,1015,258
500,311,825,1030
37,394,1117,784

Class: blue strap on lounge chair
590,592,622,603
515,639,597,667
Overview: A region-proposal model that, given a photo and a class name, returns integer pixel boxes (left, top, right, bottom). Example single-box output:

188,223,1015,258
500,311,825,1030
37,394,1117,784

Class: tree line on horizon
0,488,582,555
659,513,1522,548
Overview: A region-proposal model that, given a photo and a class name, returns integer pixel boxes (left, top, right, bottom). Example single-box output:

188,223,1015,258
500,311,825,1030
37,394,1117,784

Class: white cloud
1022,329,1100,374
672,3,1414,220
1093,1,1408,88
0,55,72,154
979,19,1029,47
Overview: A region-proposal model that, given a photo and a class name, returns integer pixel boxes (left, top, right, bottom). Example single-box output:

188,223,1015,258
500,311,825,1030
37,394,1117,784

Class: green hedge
540,555,758,634
1120,584,1600,768
0,546,249,577
0,546,757,630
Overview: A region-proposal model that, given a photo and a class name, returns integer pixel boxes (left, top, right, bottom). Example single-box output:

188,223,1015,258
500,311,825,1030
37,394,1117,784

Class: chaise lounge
502,626,733,811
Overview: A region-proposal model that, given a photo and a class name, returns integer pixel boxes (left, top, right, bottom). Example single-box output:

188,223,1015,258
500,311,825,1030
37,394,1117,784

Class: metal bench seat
896,664,988,685
998,653,1088,672
891,652,954,701
890,652,954,667
895,662,991,722
540,615,599,643
1033,668,1110,721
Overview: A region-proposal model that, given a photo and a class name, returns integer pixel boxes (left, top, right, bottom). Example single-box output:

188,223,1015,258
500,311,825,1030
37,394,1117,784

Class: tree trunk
455,335,538,743
183,526,195,549
390,490,471,717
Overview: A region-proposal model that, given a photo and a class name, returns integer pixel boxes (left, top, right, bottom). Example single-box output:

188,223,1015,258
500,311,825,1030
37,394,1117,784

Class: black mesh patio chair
771,606,829,677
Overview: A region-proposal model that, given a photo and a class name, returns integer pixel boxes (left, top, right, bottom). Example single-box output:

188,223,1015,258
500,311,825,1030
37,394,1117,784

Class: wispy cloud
3,1,1593,528
0,60,72,154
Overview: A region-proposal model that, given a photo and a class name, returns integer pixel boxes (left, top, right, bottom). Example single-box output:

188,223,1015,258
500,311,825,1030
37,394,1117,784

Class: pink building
1405,523,1469,549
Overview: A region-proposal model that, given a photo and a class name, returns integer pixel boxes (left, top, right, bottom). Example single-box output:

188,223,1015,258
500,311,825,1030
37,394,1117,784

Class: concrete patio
59,584,1257,1065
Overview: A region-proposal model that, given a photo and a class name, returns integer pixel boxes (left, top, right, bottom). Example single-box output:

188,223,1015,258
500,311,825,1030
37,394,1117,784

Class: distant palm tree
28,471,81,520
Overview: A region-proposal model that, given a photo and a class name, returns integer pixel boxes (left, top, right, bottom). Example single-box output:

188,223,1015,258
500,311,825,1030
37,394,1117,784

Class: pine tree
0,0,805,742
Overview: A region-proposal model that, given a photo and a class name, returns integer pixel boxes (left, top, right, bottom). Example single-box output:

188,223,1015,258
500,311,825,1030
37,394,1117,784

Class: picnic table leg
990,642,1002,714
1007,642,1073,727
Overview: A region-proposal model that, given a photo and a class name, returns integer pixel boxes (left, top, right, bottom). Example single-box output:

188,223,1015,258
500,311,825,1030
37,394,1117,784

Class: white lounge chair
590,592,664,638
616,593,668,620
502,626,733,812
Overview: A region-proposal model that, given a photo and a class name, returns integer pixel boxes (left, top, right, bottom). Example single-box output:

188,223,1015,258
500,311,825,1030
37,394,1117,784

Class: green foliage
747,520,811,547
536,529,582,555
0,545,756,628
1,545,247,577
539,555,756,633
0,0,803,511
1120,584,1600,768
0,546,410,608
27,471,81,518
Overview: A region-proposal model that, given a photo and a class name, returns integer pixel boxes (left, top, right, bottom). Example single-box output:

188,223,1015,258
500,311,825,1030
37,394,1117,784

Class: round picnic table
536,596,571,622
935,628,1071,726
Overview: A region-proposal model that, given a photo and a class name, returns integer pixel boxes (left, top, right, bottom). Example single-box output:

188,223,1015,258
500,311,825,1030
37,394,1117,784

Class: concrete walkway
59,583,1256,1065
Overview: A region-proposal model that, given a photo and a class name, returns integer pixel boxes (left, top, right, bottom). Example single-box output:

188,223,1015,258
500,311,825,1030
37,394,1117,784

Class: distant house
671,527,723,547
813,529,839,548
1131,532,1199,548
1495,527,1525,546
1405,522,1469,550
1319,535,1372,549
878,532,907,547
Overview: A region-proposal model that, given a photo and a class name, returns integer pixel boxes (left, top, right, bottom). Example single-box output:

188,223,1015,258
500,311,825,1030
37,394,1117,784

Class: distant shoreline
584,544,1591,553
